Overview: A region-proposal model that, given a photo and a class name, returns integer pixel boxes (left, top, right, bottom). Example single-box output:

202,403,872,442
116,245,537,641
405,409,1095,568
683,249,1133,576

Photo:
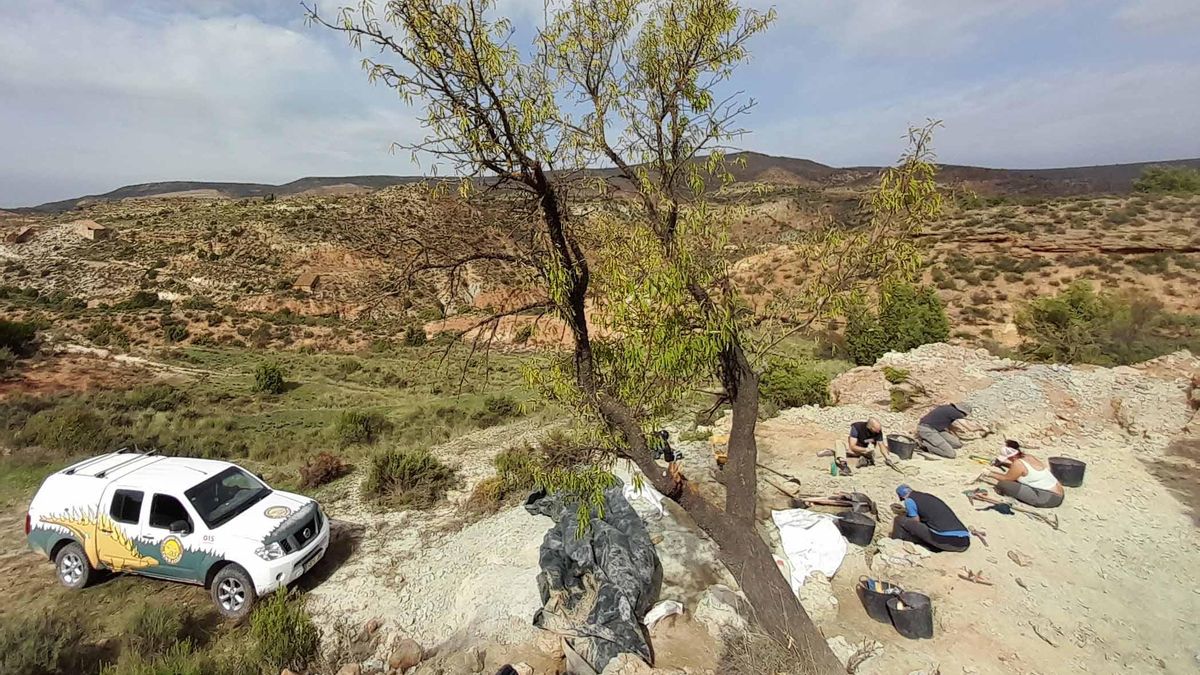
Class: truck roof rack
65,447,158,477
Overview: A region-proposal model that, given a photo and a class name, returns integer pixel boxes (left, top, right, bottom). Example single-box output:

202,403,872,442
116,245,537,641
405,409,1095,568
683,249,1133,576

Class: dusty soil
678,344,1200,674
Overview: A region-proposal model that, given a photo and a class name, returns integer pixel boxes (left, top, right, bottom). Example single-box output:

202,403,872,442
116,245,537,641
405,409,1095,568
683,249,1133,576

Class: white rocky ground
306,344,1200,674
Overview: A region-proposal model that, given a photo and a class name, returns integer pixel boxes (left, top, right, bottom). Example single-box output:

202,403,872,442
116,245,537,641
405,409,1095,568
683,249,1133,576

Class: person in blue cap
892,484,970,552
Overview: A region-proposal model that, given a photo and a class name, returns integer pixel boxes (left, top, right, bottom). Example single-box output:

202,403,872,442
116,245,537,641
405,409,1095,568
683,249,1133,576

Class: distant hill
14,155,1200,213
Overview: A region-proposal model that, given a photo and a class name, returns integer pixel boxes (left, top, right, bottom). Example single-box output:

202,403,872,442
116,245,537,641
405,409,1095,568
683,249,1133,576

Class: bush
844,300,888,366
514,324,534,344
0,347,17,376
1133,165,1200,194
403,325,427,347
882,366,909,384
0,610,87,675
180,295,215,310
465,475,507,514
162,323,189,343
333,410,391,446
85,320,130,348
364,447,457,508
760,361,831,408
123,602,186,656
890,388,914,412
253,362,285,394
878,282,950,352
1015,281,1191,365
20,404,113,454
126,384,189,412
473,395,521,427
299,452,351,489
0,319,37,356
123,291,160,310
250,591,319,672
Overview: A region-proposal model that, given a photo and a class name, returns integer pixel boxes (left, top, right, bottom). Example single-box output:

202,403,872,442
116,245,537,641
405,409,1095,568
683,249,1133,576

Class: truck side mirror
169,520,192,535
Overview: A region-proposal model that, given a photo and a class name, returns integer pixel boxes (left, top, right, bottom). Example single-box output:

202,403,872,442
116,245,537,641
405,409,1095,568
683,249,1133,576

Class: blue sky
2,0,1199,206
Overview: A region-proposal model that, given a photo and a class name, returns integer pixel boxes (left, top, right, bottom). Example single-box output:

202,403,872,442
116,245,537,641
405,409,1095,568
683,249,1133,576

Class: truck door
100,487,154,571
139,493,205,583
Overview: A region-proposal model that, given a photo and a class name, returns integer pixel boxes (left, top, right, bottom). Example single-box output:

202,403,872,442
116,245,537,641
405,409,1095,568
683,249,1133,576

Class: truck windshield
185,467,271,529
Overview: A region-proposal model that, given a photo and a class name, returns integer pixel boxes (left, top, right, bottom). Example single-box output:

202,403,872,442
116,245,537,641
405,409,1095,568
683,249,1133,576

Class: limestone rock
796,573,839,626
440,646,484,674
599,653,685,675
692,584,750,636
336,665,362,675
389,639,424,672
826,635,881,669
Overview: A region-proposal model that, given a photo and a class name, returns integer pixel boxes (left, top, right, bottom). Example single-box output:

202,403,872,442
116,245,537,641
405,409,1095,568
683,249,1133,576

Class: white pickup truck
25,451,329,618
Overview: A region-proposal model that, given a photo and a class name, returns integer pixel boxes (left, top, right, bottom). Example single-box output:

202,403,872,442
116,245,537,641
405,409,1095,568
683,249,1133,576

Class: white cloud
0,1,424,205
752,62,1200,168
1113,0,1200,32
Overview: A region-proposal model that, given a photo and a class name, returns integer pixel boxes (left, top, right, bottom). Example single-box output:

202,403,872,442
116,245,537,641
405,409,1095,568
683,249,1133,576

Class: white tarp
771,508,847,593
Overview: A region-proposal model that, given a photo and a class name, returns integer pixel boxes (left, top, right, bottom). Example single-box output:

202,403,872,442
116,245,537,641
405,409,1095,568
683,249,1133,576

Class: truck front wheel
55,542,92,590
211,565,256,620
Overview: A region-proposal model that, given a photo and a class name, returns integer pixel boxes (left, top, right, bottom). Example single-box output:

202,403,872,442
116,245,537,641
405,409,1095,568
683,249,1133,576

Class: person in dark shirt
847,418,884,465
891,484,970,552
916,402,972,458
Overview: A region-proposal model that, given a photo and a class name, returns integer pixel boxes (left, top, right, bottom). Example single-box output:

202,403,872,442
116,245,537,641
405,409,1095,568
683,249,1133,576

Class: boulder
693,584,750,636
388,639,424,672
336,665,362,675
796,573,839,626
440,647,483,674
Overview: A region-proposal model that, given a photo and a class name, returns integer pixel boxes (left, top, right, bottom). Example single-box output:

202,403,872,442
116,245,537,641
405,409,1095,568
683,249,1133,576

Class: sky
2,0,1199,207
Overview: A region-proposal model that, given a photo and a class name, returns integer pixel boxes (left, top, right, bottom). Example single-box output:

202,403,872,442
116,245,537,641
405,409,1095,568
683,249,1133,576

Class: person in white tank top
977,440,1064,509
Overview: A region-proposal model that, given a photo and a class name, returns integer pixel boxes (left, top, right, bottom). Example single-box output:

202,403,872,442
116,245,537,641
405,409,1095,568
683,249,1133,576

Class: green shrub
126,384,189,412
878,283,949,352
333,410,391,446
1015,281,1192,365
85,320,130,348
403,325,427,347
250,591,319,672
889,388,914,412
1133,165,1200,194
162,323,189,343
882,366,909,384
0,347,16,376
364,447,458,508
760,361,831,408
514,324,535,344
180,295,215,310
253,362,285,394
844,300,888,366
0,610,87,675
123,291,160,310
474,395,521,426
20,404,113,454
0,319,37,356
123,602,186,656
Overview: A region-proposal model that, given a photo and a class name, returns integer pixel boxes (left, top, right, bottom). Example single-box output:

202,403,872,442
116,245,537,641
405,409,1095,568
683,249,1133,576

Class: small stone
389,639,424,671
365,618,383,635
693,584,750,636
441,646,483,673
511,664,534,675
336,665,362,675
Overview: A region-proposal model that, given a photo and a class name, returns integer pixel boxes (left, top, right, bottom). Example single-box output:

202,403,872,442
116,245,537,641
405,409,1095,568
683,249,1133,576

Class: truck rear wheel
211,565,256,620
56,542,91,590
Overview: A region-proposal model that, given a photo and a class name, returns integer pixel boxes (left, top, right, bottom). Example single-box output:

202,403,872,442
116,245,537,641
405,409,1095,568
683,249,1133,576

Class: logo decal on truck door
39,510,159,570
160,536,184,564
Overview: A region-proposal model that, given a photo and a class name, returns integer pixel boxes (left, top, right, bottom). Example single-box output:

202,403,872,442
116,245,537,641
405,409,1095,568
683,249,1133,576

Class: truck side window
149,494,191,530
109,489,144,524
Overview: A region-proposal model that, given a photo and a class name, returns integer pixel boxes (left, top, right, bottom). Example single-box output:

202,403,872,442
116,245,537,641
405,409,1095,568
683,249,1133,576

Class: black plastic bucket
857,577,900,623
887,434,916,460
888,591,934,639
1048,457,1086,487
837,510,877,546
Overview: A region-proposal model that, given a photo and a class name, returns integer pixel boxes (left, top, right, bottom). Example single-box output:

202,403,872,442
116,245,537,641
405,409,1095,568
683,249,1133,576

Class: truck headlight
255,542,285,561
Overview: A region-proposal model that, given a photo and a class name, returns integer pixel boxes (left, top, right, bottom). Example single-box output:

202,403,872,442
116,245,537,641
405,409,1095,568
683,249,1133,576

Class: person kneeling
978,440,1064,508
892,484,970,553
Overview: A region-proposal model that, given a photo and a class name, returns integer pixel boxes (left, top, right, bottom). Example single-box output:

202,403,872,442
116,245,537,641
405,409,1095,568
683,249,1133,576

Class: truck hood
220,490,316,544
